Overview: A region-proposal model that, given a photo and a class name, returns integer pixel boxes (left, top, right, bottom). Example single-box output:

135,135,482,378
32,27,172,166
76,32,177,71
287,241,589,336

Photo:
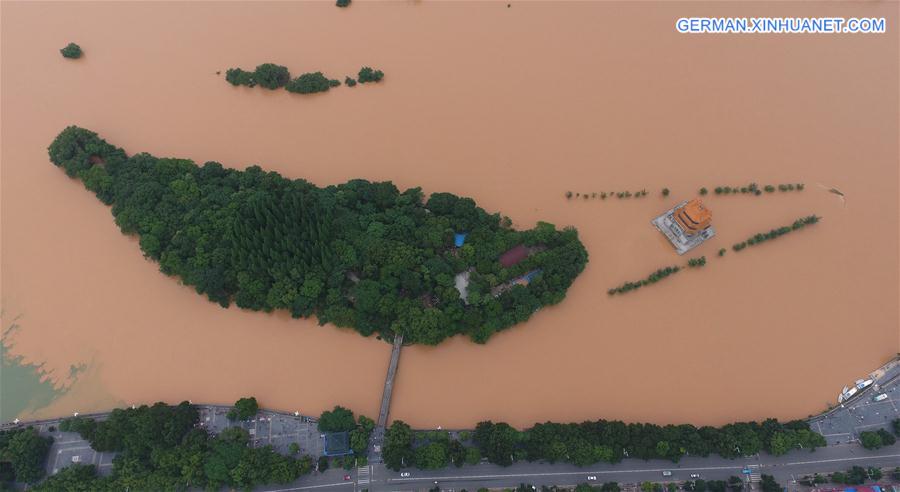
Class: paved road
255,444,900,492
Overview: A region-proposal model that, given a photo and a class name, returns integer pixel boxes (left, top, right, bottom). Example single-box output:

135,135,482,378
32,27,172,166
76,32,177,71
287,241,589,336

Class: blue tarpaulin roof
323,431,352,456
454,233,467,247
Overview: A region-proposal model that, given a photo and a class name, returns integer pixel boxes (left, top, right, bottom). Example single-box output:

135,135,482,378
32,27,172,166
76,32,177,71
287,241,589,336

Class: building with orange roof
651,198,716,255
674,199,712,234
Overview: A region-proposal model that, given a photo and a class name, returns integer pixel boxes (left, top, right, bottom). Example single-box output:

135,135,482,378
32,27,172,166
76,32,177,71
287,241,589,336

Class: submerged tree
286,72,340,94
358,66,385,83
732,215,820,252
253,63,291,89
60,42,82,59
226,68,256,87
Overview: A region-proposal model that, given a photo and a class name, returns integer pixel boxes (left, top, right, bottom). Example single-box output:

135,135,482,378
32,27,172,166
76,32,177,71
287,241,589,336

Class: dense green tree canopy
285,72,340,94
254,63,291,90
830,466,870,485
0,427,53,484
225,67,256,87
31,463,98,491
318,406,356,433
226,64,348,95
48,126,588,345
227,396,260,421
859,429,895,449
415,442,450,469
759,475,780,492
474,421,519,466
45,402,313,491
60,42,82,59
383,421,415,471
225,63,291,89
358,66,384,83
384,418,825,471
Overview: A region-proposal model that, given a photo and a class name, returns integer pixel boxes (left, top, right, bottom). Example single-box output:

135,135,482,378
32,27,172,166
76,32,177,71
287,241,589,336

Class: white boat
837,376,877,403
855,378,874,390
838,386,858,403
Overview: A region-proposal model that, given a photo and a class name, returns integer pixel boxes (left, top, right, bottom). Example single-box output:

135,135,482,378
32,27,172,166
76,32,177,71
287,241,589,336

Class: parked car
690,473,701,478
343,475,351,481
662,471,673,477
401,472,411,478
588,476,597,481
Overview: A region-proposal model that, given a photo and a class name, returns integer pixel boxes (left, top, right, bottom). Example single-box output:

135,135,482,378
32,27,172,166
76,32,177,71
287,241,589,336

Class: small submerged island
225,64,382,94
48,127,588,345
59,42,82,59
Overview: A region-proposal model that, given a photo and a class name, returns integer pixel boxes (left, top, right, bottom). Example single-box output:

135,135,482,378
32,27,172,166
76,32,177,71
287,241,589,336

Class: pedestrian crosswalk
744,463,761,483
357,465,371,485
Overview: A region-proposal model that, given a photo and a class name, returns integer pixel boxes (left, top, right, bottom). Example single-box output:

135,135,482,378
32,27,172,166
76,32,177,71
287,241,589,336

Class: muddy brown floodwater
1,1,897,428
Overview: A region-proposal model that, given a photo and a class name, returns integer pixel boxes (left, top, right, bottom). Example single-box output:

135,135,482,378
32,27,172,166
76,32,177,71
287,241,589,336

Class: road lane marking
781,453,900,466
263,482,351,492
387,452,900,483
388,465,746,482
854,421,896,429
58,446,92,452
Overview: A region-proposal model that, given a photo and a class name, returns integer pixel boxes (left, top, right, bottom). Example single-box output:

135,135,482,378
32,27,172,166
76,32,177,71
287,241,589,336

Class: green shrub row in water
225,63,382,94
732,215,819,251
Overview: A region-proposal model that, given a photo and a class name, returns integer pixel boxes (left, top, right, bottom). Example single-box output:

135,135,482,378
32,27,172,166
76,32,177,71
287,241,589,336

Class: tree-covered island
48,126,588,345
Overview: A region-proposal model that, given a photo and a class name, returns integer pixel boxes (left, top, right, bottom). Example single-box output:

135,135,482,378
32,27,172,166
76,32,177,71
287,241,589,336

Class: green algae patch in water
0,330,65,422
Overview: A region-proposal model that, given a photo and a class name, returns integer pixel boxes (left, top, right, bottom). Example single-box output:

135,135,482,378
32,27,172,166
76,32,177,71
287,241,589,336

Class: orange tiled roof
674,199,712,233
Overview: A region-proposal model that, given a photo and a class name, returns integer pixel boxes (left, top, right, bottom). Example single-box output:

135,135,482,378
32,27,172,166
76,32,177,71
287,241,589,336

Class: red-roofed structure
499,244,528,268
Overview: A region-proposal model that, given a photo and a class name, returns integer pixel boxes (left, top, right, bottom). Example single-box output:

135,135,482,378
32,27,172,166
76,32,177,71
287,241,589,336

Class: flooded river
2,1,897,427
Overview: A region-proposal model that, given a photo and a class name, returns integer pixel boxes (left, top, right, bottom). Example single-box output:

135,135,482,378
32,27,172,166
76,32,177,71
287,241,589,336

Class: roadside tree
227,397,259,421
759,475,780,492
